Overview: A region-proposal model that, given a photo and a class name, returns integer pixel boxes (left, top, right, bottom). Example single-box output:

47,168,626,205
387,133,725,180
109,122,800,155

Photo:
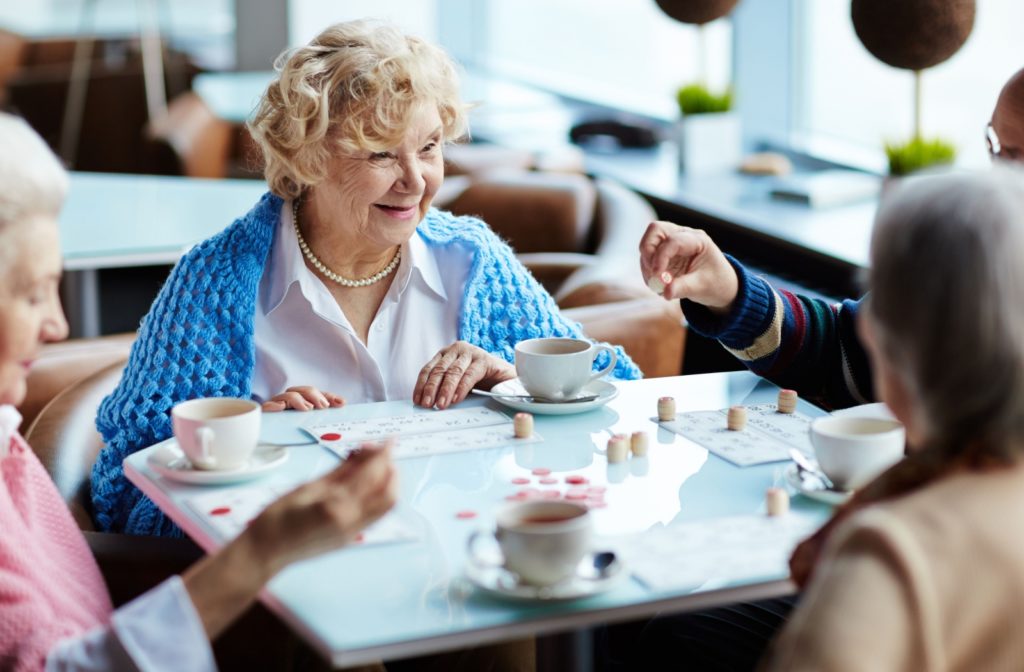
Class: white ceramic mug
171,397,261,471
514,337,616,400
810,416,905,490
468,500,592,586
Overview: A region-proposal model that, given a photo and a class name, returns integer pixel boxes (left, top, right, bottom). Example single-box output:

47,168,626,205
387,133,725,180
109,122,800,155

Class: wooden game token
630,431,649,456
727,405,748,431
777,389,798,414
513,412,534,438
607,435,629,463
531,467,551,476
657,396,676,421
765,488,789,517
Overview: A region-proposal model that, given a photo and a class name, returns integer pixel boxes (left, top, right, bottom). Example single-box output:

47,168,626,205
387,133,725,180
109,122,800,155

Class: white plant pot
675,111,742,175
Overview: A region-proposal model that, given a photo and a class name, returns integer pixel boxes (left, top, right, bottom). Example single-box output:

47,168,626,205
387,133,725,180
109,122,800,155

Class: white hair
0,113,68,234
868,167,1024,457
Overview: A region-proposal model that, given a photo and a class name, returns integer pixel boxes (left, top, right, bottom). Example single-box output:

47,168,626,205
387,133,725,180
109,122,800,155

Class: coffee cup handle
193,426,216,469
466,530,504,568
588,344,617,383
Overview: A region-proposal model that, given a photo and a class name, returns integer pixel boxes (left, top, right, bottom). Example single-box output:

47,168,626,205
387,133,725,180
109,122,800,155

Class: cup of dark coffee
468,500,592,586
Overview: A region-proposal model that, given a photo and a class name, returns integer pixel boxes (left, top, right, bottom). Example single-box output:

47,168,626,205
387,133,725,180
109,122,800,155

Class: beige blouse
764,462,1024,671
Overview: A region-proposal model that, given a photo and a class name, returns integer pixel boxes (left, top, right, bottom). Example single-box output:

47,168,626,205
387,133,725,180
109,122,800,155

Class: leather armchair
439,170,686,377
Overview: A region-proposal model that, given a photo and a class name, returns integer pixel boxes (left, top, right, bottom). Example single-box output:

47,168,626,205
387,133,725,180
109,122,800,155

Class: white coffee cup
468,500,592,586
810,416,905,491
171,397,261,471
514,337,616,400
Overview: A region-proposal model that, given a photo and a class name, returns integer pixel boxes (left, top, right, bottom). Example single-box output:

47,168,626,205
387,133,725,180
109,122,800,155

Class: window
477,0,732,120
798,1,1024,168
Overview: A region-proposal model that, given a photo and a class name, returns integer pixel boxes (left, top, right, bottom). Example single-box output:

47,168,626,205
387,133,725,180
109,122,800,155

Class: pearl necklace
292,198,401,288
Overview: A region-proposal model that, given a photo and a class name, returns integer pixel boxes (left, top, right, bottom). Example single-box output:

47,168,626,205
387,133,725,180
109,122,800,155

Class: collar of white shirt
262,200,448,320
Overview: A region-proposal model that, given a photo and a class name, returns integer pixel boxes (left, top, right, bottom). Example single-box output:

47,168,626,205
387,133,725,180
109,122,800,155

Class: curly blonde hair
248,20,469,199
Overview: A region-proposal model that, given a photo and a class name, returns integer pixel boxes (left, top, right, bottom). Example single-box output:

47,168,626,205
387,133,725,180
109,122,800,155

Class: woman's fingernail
423,395,433,406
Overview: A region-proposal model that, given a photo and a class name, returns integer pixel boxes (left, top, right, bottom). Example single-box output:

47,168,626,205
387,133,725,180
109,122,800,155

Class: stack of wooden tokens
726,405,747,431
606,434,629,463
765,487,789,516
513,412,534,438
657,396,676,421
777,389,798,414
630,431,649,457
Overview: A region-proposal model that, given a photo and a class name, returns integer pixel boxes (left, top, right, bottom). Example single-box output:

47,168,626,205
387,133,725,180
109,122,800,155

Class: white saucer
831,402,895,421
487,379,619,416
148,441,289,486
784,464,851,506
465,552,626,602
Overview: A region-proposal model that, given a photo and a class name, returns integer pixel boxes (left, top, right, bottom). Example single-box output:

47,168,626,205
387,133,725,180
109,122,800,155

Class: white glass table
124,373,832,669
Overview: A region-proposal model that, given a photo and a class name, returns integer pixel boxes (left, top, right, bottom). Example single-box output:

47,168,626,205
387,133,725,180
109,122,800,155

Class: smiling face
309,105,445,251
0,216,68,407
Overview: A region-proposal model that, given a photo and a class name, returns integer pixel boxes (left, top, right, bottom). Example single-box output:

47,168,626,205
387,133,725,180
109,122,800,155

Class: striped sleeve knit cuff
682,255,777,352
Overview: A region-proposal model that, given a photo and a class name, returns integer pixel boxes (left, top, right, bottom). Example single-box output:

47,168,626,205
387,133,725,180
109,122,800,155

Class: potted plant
654,0,744,174
851,0,974,176
674,82,741,174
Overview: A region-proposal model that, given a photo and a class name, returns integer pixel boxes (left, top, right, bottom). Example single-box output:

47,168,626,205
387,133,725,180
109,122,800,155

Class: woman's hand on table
639,221,740,315
262,386,346,412
413,341,516,409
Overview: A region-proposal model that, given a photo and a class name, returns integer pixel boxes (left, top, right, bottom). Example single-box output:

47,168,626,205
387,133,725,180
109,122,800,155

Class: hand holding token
638,221,740,314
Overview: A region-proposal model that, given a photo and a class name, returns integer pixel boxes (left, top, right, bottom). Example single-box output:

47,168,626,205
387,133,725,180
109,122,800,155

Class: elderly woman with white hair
758,167,1024,670
92,19,640,537
0,113,398,671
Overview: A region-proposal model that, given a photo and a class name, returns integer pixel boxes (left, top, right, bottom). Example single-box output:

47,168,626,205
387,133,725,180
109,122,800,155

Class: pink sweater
0,429,113,671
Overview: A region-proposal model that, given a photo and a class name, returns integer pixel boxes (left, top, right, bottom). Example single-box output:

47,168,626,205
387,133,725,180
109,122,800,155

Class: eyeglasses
986,123,1002,159
986,123,1022,162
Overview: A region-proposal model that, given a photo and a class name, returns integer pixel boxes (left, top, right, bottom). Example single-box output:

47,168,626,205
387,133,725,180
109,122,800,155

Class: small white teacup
810,416,905,491
171,398,261,471
514,337,616,400
468,500,592,586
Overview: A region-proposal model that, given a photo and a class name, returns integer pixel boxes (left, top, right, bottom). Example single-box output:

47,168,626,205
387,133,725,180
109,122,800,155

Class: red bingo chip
565,491,588,501
511,477,531,485
540,490,561,499
209,507,231,516
565,475,588,485
456,510,477,520
531,467,551,476
539,477,558,485
320,433,342,441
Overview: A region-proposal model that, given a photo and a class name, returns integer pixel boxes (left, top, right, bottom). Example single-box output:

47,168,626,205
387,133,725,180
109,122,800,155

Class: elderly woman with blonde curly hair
92,19,639,537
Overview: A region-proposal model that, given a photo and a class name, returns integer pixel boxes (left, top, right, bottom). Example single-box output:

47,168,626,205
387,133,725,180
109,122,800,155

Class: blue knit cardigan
93,192,641,536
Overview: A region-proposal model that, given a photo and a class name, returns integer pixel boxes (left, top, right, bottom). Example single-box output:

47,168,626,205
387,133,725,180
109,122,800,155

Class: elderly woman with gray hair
757,167,1024,670
0,112,399,672
92,19,639,538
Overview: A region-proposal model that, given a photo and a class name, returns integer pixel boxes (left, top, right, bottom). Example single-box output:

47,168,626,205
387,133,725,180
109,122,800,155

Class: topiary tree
851,0,975,173
654,0,741,113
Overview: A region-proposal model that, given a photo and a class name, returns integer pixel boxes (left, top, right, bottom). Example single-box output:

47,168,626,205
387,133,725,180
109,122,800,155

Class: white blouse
251,202,473,404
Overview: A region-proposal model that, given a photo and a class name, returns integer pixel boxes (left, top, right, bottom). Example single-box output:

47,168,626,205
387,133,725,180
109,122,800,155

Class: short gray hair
0,113,68,233
868,167,1024,458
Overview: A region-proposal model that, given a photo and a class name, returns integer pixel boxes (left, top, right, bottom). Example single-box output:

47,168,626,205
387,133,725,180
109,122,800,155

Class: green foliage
884,136,957,176
676,83,733,116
